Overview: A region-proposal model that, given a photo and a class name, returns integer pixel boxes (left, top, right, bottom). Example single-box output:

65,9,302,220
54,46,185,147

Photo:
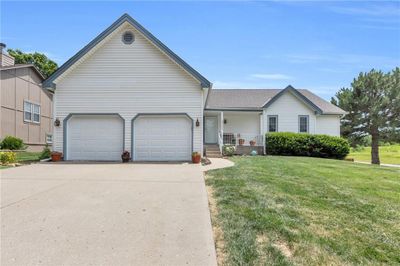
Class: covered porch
204,111,265,155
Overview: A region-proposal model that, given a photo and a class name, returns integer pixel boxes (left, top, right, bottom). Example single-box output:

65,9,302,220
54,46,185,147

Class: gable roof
0,64,45,80
43,13,212,89
205,85,346,115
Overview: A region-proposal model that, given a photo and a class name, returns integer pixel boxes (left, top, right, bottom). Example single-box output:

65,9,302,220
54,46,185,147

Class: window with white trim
46,134,53,144
268,115,278,132
24,101,41,123
299,115,309,133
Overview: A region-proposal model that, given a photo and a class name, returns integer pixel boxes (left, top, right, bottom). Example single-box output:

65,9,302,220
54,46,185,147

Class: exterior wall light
224,119,227,124
54,118,60,127
196,119,200,127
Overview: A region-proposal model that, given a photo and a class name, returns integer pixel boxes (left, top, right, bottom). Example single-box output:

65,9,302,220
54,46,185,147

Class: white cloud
284,53,399,68
250,73,293,80
329,5,400,17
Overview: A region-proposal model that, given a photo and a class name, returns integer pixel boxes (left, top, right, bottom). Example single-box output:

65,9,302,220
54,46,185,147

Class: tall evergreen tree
332,68,400,164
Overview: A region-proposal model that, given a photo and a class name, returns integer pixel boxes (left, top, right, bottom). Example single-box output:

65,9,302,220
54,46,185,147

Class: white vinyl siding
316,115,341,136
53,22,203,156
263,91,316,134
223,112,261,135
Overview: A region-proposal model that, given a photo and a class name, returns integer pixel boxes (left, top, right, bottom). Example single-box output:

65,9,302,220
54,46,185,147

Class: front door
205,117,218,144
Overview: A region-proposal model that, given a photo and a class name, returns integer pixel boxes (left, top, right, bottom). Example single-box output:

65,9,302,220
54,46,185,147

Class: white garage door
67,115,124,161
134,115,192,161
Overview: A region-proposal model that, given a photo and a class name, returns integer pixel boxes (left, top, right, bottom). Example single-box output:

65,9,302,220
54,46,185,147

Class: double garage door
66,114,192,161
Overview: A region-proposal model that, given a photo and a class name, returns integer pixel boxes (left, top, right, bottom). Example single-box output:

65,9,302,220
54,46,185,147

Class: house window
299,115,309,133
46,134,53,144
23,101,40,123
268,115,278,132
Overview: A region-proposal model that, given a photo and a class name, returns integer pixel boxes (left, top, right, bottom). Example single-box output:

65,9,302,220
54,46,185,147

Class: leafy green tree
7,49,57,78
332,68,400,164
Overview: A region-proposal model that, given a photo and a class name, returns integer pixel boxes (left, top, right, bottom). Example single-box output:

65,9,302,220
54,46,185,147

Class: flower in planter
192,152,201,163
121,150,130,162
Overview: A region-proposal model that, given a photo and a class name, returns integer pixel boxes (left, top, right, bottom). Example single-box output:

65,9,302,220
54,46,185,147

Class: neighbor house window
268,115,278,132
24,101,40,123
46,134,53,144
299,115,309,133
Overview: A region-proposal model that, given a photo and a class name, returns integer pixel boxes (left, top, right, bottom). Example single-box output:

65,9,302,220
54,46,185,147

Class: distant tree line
7,49,58,78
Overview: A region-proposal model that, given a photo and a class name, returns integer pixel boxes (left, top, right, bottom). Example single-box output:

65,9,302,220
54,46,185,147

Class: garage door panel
134,116,192,161
67,115,123,161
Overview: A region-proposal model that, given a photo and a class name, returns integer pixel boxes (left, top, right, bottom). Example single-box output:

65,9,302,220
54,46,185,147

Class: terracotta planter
51,152,62,162
192,153,201,164
239,139,245,146
250,140,256,146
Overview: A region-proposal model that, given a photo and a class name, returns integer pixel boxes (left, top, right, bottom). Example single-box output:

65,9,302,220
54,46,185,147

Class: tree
332,68,400,164
7,49,58,78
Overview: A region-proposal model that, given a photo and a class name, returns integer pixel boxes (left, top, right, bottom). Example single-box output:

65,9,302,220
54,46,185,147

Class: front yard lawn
15,151,41,162
347,144,400,165
1,152,42,169
206,156,400,265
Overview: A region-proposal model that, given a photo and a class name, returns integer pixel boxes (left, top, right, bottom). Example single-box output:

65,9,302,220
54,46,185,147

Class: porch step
205,145,222,158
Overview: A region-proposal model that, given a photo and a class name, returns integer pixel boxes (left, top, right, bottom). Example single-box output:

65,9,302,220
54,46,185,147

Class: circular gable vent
122,31,134,44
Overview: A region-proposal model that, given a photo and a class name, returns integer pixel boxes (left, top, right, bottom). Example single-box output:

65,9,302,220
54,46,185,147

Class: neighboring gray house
0,44,53,151
43,14,345,161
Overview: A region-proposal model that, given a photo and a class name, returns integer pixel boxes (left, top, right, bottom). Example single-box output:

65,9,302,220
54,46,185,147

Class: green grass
206,156,400,265
348,144,400,165
0,151,42,170
15,151,41,162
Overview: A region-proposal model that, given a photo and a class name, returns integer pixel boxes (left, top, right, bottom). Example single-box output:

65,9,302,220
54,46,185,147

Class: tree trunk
371,129,380,165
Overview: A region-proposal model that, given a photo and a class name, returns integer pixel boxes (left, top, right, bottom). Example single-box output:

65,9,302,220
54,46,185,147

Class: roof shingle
205,88,346,114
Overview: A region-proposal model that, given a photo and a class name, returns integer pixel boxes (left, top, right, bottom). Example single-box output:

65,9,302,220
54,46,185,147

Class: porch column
261,111,266,155
220,111,224,144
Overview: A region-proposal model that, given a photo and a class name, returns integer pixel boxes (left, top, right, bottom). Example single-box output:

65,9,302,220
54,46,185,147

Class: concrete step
206,151,221,155
206,154,222,158
206,152,222,158
205,145,222,158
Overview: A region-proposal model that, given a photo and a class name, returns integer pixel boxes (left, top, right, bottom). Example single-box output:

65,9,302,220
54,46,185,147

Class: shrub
223,145,236,156
0,136,25,150
265,132,350,159
0,151,17,164
39,146,51,160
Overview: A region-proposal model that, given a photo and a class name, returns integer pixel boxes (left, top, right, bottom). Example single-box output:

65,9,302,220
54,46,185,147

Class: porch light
54,118,60,127
224,119,227,124
196,119,200,127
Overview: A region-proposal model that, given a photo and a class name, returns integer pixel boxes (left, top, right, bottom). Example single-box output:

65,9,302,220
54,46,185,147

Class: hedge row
265,132,350,159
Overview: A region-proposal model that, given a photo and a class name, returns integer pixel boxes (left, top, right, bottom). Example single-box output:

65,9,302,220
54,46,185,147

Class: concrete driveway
1,163,217,266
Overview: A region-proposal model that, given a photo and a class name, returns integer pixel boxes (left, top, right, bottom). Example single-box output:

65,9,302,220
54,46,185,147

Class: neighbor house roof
43,13,212,89
0,64,45,80
205,85,346,115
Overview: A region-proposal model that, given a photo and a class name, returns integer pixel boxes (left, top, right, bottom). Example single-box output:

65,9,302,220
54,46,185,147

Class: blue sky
1,1,399,99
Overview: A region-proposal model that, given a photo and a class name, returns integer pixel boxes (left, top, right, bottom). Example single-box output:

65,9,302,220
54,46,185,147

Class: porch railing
223,133,264,147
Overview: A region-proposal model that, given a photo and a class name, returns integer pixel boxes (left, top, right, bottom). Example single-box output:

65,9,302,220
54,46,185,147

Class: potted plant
250,140,256,146
121,151,130,162
192,152,201,164
238,139,245,146
51,151,62,162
